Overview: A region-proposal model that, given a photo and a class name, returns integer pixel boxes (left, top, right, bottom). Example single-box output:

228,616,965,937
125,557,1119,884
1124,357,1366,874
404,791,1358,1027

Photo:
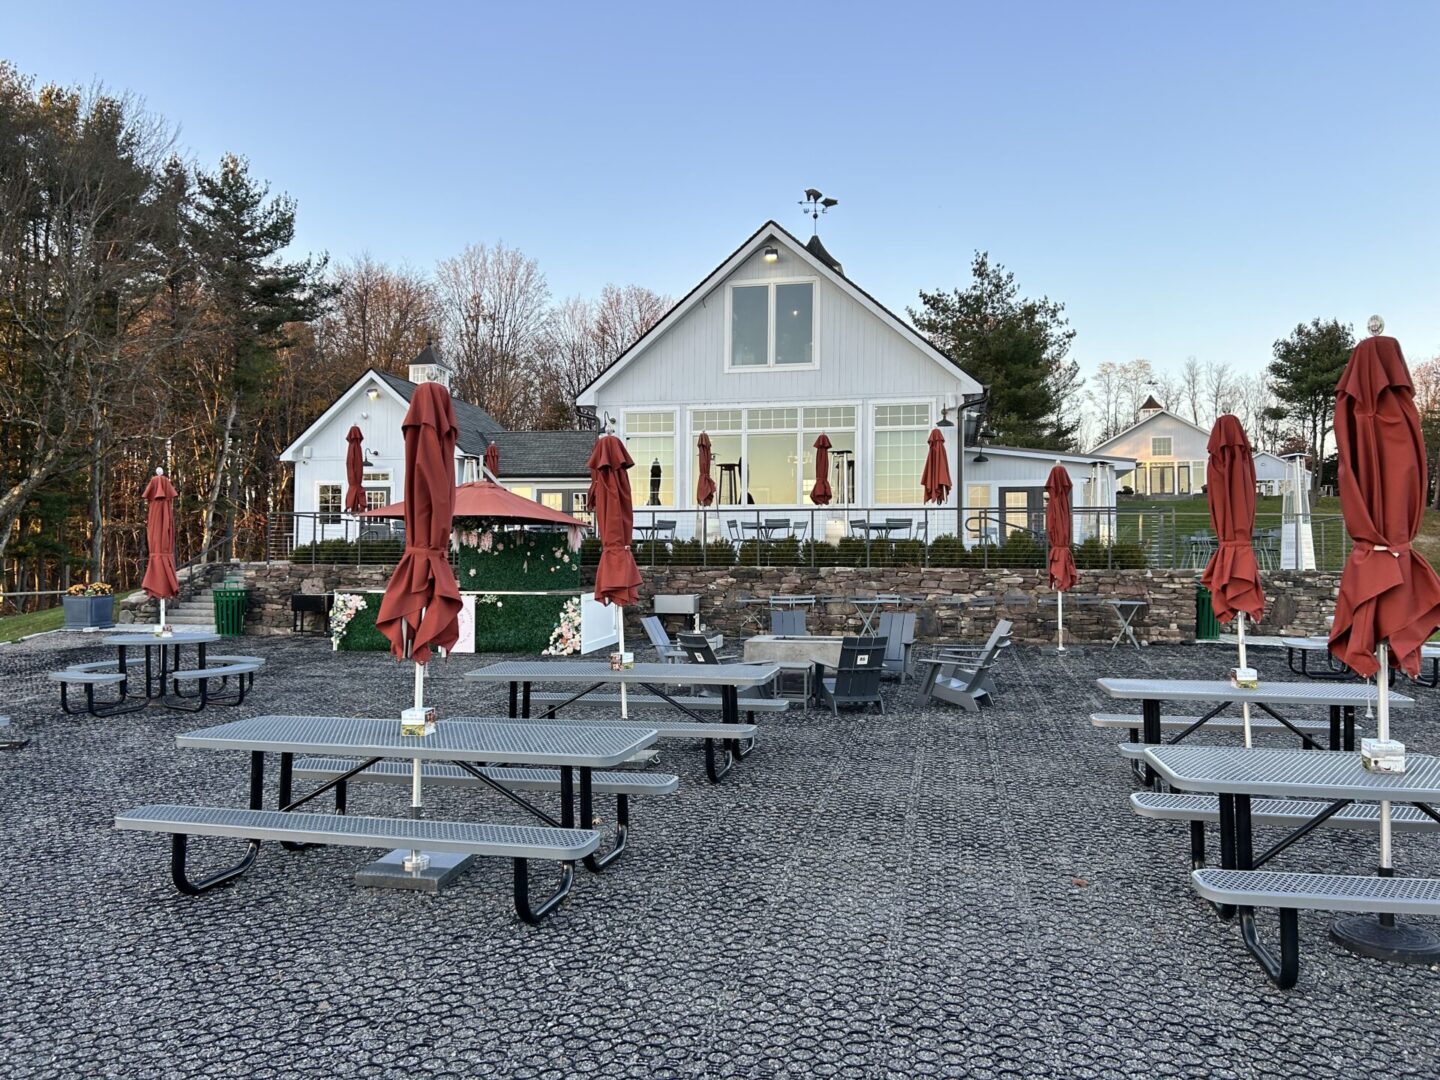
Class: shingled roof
486,430,598,480
372,369,504,456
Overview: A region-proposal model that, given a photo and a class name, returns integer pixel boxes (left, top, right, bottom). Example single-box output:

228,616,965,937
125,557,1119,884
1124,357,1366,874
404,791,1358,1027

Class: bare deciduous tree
319,254,437,381
1179,356,1203,424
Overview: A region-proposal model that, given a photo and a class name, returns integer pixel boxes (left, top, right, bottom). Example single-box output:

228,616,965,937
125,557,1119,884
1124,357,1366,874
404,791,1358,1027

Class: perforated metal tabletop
464,660,779,688
103,631,219,647
176,715,655,768
1144,745,1440,800
1096,678,1414,709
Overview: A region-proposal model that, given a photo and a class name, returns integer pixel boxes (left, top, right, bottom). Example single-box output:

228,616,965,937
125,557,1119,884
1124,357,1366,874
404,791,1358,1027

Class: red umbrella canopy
695,432,717,507
810,434,833,506
376,383,463,664
141,473,180,600
484,442,500,478
1044,464,1078,592
588,433,643,607
922,428,952,505
1329,335,1440,677
344,426,366,514
1200,415,1264,624
364,480,586,528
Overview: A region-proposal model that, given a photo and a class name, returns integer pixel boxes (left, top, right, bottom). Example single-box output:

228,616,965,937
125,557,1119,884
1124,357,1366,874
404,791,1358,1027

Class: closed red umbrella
484,442,500,478
1328,329,1440,963
695,432,717,507
589,432,643,716
810,434,833,506
1200,415,1264,745
376,382,463,665
922,428,952,505
1044,464,1077,650
344,426,366,514
141,471,180,628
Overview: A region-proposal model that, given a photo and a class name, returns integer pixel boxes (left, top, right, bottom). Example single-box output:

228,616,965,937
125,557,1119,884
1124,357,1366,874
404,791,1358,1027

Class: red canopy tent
364,479,586,534
1045,465,1077,650
344,426,366,515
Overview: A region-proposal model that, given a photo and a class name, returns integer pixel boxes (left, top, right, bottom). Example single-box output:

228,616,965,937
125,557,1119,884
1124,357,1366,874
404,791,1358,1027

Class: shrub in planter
63,583,115,629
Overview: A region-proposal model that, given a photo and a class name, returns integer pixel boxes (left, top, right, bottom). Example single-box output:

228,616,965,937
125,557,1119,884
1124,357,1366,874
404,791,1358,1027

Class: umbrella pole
158,598,165,630
1056,590,1065,652
404,648,429,874
1377,644,1392,890
618,613,628,719
1237,613,1252,748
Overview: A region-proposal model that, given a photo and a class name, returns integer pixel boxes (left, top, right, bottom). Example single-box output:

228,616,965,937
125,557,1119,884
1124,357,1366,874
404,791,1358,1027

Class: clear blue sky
8,1,1438,383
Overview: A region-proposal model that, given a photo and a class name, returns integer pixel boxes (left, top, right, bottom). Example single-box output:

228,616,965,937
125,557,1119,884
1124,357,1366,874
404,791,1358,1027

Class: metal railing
264,506,1351,572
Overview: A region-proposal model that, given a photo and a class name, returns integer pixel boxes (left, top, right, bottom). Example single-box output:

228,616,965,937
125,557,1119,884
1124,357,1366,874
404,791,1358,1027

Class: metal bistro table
1097,678,1413,786
103,630,219,700
464,660,779,781
1144,745,1440,979
820,594,923,635
1104,599,1146,650
176,715,658,884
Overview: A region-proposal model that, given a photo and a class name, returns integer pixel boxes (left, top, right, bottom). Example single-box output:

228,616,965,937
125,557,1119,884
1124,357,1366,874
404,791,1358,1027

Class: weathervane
799,188,838,235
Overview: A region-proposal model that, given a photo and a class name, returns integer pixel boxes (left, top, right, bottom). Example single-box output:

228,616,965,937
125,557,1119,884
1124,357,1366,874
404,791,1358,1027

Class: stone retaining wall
121,561,1343,645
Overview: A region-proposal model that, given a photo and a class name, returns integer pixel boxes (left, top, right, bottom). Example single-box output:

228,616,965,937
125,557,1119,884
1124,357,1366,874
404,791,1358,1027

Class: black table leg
581,765,627,872
1329,706,1341,752
559,766,574,829
1345,706,1356,751
522,681,532,719
1215,793,1237,920
508,681,518,719
1142,698,1160,788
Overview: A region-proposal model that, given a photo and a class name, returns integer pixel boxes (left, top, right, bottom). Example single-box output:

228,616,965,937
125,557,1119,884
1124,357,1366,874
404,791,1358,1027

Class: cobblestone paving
3,633,1439,1078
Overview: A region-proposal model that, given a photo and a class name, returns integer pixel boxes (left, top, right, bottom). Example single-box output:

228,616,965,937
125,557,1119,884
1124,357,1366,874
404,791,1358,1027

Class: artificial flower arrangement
541,596,583,657
329,592,369,651
67,582,113,597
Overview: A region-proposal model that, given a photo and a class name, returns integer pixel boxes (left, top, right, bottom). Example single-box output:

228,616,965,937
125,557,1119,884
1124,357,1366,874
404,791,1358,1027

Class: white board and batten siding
589,240,971,509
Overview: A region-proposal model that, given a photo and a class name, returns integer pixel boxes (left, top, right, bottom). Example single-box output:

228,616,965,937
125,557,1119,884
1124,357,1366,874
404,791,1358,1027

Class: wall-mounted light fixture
762,246,779,263
936,406,954,429
366,386,380,402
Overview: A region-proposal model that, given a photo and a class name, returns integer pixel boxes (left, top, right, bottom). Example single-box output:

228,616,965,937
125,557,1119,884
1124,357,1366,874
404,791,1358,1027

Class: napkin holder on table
401,706,436,737
1361,738,1406,774
1230,667,1258,690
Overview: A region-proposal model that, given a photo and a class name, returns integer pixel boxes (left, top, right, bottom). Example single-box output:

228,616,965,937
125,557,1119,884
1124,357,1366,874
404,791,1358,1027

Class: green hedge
334,590,565,654
455,529,579,591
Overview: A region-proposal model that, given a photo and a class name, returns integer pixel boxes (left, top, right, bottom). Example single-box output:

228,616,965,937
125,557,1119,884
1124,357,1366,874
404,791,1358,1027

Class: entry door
998,487,1044,540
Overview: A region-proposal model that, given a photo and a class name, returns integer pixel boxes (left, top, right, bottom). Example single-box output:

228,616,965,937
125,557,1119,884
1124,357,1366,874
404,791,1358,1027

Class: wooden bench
48,670,142,717
1190,868,1440,987
1131,790,1440,868
168,663,260,710
115,803,597,924
292,758,679,857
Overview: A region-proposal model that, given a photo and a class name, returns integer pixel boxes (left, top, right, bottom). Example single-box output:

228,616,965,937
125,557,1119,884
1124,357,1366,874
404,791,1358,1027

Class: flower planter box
62,595,114,630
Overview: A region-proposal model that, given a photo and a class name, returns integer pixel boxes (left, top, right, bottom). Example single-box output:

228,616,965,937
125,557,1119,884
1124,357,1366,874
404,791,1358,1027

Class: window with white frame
690,405,859,506
967,483,992,542
873,403,932,504
363,470,391,509
1151,436,1173,457
624,411,676,507
802,405,856,505
729,281,815,369
317,484,342,524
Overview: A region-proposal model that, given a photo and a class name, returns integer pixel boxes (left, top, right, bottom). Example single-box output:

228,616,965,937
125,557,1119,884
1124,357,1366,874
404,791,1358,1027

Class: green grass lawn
0,597,120,644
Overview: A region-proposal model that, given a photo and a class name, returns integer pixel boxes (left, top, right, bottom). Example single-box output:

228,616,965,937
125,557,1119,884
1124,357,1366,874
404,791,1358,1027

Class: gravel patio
3,634,1438,1078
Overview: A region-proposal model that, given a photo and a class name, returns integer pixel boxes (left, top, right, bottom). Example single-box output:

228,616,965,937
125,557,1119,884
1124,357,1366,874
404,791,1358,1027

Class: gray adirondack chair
813,636,887,716
771,609,808,636
917,620,1013,710
875,611,917,682
641,615,685,663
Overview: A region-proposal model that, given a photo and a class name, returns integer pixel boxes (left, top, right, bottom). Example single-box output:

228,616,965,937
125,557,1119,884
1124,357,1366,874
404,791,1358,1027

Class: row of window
624,402,934,507
1116,460,1207,496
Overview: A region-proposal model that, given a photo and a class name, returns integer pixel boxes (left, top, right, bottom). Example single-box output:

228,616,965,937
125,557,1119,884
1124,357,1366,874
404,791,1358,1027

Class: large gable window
729,282,815,369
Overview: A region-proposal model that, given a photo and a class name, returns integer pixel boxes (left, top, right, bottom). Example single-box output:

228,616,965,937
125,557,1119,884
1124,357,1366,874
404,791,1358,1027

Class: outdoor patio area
4,635,1437,1079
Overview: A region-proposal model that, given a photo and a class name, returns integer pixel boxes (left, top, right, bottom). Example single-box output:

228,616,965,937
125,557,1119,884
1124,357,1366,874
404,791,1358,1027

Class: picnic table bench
115,715,659,920
464,660,780,783
1143,745,1440,987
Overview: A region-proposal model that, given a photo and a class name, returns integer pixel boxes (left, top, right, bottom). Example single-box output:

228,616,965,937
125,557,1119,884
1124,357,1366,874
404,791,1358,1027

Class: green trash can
213,587,249,638
1195,583,1220,642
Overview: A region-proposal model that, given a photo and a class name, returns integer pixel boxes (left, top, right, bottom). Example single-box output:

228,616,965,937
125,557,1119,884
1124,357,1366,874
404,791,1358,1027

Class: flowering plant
67,582,113,597
542,596,583,656
329,592,369,651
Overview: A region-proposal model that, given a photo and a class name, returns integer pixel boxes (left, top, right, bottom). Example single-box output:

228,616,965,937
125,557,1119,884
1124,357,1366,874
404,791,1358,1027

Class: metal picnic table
463,660,780,780
103,630,219,700
1097,678,1414,786
176,714,657,877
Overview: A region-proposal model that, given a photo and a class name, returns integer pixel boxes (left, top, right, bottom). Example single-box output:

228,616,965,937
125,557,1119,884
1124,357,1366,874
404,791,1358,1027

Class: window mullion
767,283,776,367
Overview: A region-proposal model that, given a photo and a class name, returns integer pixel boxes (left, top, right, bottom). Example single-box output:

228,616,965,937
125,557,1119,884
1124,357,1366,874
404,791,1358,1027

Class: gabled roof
373,370,503,455
576,220,981,404
1088,405,1210,455
488,430,596,480
980,445,1136,468
1139,394,1164,411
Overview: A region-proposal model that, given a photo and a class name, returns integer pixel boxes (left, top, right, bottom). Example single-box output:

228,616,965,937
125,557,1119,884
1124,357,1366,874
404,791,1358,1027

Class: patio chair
641,615,686,663
675,631,740,666
771,609,808,636
849,518,869,537
726,519,743,542
875,611,917,682
920,619,1013,705
884,517,912,538
790,519,809,541
813,636,887,716
917,643,1007,712
654,519,677,543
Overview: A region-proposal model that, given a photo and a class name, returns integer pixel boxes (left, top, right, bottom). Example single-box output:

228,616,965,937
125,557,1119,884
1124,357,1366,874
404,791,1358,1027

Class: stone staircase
159,586,219,631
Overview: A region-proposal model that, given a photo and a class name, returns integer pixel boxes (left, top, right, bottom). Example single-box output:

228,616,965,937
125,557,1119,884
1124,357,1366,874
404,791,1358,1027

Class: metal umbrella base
1331,915,1440,965
355,849,475,894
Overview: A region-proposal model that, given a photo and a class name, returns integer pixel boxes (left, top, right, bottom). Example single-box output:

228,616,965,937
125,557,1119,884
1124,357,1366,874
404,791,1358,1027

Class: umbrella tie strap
1355,541,1406,558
